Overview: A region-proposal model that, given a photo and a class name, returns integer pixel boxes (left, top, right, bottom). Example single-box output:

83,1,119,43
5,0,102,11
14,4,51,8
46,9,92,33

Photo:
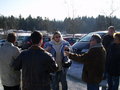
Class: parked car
21,36,51,50
72,31,107,54
15,36,29,47
15,33,31,47
21,36,31,50
0,39,6,47
64,37,79,45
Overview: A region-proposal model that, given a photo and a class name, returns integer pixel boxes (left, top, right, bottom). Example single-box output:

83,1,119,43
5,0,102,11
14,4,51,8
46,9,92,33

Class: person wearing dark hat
12,31,58,90
65,34,106,90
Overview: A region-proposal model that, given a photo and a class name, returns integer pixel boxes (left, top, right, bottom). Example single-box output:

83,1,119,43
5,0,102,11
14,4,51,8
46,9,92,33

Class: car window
79,33,93,42
23,36,31,41
17,36,26,41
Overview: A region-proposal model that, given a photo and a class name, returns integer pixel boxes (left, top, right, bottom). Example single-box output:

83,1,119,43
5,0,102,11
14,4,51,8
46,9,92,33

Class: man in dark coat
102,26,115,52
12,31,58,90
65,34,106,90
107,33,120,90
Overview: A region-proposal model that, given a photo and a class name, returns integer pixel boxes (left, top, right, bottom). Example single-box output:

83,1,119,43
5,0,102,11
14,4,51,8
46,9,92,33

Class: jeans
87,83,99,90
107,74,119,90
51,69,68,90
3,85,20,90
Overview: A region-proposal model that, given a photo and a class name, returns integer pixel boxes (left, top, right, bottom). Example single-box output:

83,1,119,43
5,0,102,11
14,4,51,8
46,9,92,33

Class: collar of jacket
29,45,44,50
49,40,67,52
4,41,14,46
51,40,62,45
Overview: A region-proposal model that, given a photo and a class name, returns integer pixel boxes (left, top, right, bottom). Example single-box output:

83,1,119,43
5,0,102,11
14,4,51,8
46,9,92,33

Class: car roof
89,30,108,34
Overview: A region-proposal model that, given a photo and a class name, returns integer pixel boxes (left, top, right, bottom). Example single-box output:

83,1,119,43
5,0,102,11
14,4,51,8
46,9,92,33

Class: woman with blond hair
44,31,71,90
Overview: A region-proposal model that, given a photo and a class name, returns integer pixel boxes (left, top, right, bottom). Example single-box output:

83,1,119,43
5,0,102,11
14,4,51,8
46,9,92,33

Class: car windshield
79,33,93,42
23,36,31,41
79,32,106,42
17,36,26,41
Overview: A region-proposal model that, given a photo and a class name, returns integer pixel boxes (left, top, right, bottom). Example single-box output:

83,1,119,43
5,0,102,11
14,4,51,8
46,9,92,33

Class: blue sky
0,0,120,20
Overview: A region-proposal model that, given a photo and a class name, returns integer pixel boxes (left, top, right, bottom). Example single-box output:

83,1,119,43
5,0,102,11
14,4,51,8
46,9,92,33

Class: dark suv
72,31,107,54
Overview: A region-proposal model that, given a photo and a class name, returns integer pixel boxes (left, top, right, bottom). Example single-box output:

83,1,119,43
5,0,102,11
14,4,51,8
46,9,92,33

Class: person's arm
65,48,96,63
44,42,51,52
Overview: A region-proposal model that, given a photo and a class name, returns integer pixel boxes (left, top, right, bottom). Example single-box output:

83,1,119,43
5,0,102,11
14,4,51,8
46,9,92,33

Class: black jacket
107,43,120,76
102,34,114,52
13,46,58,90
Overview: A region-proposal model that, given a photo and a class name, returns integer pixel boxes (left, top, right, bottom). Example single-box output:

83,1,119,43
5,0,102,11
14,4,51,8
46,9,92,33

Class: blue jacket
44,40,71,66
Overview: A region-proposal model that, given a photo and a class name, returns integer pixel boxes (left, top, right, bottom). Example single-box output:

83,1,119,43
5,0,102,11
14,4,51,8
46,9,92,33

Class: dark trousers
51,69,68,90
87,83,99,90
3,85,20,90
107,74,119,90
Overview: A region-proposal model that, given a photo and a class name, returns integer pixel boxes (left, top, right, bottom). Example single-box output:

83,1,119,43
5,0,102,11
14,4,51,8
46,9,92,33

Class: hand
64,51,70,56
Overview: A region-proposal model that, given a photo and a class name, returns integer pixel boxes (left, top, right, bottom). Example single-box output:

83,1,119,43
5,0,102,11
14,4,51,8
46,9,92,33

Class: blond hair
52,31,63,40
113,32,120,41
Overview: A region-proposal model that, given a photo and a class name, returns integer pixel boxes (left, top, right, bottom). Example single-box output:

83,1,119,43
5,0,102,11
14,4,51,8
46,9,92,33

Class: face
90,38,97,47
108,29,115,36
53,34,61,42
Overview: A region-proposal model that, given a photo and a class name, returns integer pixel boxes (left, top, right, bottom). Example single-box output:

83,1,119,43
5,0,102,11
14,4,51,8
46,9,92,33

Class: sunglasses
55,36,61,38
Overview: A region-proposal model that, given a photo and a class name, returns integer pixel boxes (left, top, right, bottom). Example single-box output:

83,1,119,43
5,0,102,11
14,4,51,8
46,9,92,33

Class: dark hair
31,31,43,44
7,33,16,43
91,34,102,43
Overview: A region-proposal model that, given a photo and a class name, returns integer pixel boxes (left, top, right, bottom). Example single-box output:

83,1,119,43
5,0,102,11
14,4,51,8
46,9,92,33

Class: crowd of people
0,26,119,90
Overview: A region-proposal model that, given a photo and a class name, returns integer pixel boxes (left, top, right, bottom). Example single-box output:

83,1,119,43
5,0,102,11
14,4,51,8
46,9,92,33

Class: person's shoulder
44,41,53,46
42,50,53,59
18,49,29,56
12,45,20,49
44,49,52,56
62,40,70,45
11,45,20,52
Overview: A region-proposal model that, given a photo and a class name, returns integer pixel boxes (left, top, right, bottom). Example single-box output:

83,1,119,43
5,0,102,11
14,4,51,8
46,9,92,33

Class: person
106,33,120,90
102,26,116,88
102,26,115,52
12,31,58,90
0,33,21,90
65,34,106,90
44,31,71,90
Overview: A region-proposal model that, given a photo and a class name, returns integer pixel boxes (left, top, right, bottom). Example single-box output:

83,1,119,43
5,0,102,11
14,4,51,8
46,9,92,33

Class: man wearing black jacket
102,26,115,52
13,31,58,90
106,33,120,90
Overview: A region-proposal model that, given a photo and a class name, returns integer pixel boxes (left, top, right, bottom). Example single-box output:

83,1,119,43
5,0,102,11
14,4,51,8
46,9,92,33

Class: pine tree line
0,15,120,33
